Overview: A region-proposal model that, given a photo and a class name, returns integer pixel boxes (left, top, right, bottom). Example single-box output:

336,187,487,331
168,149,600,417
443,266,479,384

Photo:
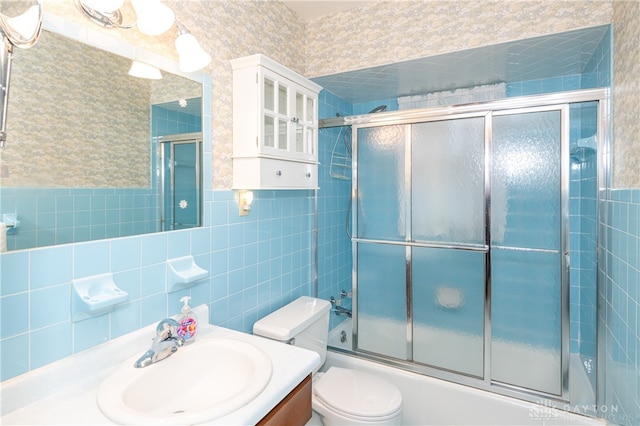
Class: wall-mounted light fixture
131,0,175,36
238,190,254,217
74,0,211,75
0,0,43,148
175,22,212,73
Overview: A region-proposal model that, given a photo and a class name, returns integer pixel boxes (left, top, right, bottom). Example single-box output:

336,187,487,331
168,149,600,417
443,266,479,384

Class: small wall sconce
238,190,254,216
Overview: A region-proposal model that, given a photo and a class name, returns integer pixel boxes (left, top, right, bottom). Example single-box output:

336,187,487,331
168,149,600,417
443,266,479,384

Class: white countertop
0,305,321,425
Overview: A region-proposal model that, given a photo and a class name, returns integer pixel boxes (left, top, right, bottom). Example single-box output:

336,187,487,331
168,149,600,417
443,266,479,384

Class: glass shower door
356,125,408,359
411,117,486,378
490,108,566,395
160,135,203,231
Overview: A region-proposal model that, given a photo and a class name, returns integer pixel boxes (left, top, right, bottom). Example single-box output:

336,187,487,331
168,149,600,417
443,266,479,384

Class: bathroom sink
97,338,272,425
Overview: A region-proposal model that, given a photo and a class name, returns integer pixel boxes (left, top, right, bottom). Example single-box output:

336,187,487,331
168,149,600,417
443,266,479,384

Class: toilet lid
314,367,402,418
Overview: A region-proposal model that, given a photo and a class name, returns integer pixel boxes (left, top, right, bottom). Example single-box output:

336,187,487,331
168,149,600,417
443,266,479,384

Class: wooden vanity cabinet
257,374,312,426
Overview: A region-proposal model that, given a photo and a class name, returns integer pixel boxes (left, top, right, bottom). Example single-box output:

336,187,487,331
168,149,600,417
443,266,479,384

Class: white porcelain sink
97,338,272,425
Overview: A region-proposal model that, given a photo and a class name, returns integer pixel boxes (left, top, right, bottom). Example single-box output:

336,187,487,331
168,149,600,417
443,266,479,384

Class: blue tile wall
1,188,159,250
0,99,205,252
567,101,599,360
601,189,640,425
0,188,315,381
151,101,202,137
506,26,611,98
317,89,353,329
581,26,612,89
0,78,316,380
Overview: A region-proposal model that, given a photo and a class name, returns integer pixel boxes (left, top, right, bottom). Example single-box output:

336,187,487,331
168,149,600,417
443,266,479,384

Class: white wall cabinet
231,54,322,189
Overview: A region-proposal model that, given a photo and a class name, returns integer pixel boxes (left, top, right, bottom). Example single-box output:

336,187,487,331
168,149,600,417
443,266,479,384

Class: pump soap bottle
177,296,198,344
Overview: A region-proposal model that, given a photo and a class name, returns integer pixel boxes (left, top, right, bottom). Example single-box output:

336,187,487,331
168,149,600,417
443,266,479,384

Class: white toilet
253,296,403,425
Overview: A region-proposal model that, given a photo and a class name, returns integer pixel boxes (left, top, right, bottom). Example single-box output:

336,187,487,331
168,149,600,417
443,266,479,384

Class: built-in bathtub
326,318,602,426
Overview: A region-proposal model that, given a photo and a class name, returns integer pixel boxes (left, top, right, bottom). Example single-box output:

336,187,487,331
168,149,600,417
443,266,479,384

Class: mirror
0,25,205,251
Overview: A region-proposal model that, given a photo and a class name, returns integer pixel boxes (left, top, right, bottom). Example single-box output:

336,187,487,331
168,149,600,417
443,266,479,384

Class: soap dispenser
177,296,198,344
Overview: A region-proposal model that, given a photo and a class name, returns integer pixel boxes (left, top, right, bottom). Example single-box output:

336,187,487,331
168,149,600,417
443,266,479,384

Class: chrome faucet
134,318,184,368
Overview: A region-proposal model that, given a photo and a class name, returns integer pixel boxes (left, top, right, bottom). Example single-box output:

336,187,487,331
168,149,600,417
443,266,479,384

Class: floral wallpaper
4,30,150,188
612,0,640,188
9,1,638,190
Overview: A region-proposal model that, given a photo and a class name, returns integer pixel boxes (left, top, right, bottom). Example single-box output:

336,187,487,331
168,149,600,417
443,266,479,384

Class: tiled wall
1,188,158,250
0,189,315,381
605,3,640,421
317,90,353,329
601,189,640,425
0,102,203,251
151,103,203,137
0,0,311,384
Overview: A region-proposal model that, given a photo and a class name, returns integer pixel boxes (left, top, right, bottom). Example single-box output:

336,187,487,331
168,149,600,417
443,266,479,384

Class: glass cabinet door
259,69,317,161
263,77,276,149
261,71,289,155
293,89,316,158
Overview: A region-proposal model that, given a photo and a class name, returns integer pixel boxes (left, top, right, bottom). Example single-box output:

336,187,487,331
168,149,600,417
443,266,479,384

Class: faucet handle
155,318,180,340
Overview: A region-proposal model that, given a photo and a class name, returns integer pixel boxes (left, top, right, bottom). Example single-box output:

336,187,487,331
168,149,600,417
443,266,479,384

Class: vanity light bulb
175,33,212,73
131,0,175,36
5,5,41,39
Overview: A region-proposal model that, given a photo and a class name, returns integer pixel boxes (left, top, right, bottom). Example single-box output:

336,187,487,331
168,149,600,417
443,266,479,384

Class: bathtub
326,318,602,426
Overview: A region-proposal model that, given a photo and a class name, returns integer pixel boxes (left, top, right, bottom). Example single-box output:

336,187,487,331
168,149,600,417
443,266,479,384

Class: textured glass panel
264,115,274,148
277,118,287,150
295,124,303,153
357,243,407,360
357,125,406,241
491,111,561,249
278,84,287,115
296,92,304,118
412,247,485,377
306,97,314,122
412,118,485,244
491,248,562,394
264,78,274,111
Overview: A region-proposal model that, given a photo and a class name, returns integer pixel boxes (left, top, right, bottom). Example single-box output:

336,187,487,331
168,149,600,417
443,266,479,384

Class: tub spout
329,296,352,318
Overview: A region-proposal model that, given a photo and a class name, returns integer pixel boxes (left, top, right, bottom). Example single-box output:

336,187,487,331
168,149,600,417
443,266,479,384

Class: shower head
368,105,387,113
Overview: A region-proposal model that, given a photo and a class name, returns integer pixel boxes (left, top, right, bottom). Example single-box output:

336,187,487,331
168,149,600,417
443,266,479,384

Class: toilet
253,296,403,425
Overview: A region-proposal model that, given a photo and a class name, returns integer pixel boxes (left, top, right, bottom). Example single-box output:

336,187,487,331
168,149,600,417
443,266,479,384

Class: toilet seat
314,367,402,421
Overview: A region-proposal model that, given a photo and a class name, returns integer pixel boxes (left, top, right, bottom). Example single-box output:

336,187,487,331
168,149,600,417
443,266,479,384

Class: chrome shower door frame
158,132,203,231
343,88,610,409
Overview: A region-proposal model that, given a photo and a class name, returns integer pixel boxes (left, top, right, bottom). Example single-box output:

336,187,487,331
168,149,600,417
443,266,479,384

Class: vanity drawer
257,374,312,426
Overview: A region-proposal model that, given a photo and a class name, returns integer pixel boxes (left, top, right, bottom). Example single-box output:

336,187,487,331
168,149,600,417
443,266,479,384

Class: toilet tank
253,296,331,366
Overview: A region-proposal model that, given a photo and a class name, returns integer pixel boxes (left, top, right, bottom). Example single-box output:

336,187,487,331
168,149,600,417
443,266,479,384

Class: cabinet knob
306,172,311,178
291,117,299,124
275,170,282,176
